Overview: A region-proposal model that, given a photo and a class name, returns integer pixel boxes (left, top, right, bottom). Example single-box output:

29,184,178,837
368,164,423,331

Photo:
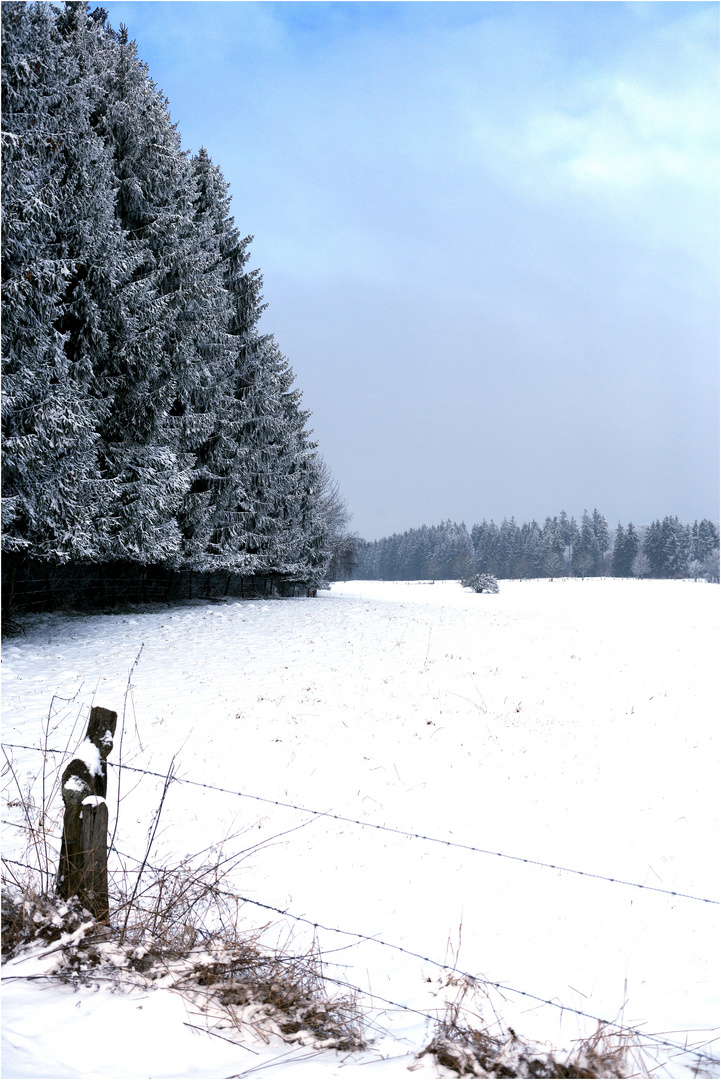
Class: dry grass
418,971,632,1078
2,864,366,1054
420,1021,631,1078
176,938,366,1051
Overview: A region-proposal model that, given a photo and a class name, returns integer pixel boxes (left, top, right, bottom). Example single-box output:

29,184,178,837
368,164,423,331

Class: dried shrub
419,974,629,1078
1,889,92,959
421,1023,627,1078
2,851,366,1055
181,939,365,1051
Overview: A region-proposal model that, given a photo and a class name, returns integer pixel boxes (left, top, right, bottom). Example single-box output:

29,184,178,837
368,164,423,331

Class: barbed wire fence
2,739,719,1072
3,742,717,906
2,843,718,1068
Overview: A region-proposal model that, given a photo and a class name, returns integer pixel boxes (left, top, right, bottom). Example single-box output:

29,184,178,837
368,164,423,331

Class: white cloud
448,16,719,278
514,74,718,195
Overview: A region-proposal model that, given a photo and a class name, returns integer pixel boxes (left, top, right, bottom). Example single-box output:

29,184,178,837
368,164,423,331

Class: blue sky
103,1,719,539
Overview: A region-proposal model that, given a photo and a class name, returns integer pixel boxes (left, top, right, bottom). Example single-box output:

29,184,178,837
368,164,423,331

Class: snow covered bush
460,573,500,594
1,881,365,1051
1,891,92,961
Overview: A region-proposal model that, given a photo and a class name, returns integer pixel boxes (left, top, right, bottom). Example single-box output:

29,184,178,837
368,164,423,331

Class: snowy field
2,578,718,1079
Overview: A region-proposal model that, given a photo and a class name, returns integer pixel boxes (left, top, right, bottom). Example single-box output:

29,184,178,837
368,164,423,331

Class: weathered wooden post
57,705,117,920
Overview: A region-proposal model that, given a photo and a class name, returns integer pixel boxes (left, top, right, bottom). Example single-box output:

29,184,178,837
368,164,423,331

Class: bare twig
119,753,174,945
110,645,144,855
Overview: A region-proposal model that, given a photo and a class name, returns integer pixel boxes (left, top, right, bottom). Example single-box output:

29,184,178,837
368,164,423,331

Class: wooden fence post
80,797,110,920
56,705,117,921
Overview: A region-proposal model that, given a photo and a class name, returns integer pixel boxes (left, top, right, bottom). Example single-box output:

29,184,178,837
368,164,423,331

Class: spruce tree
591,508,610,574
573,511,599,577
2,1,118,562
661,516,690,578
642,520,665,577
415,527,432,578
174,147,257,568
2,4,339,585
519,520,543,578
92,21,201,563
541,518,564,578
611,523,626,576
611,522,639,577
693,519,719,565
557,511,579,575
498,517,521,578
624,523,639,574
471,520,502,576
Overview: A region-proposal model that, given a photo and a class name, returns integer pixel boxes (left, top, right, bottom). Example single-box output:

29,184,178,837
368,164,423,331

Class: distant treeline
354,512,720,582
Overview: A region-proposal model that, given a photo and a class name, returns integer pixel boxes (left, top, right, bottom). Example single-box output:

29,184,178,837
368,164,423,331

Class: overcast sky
103,1,719,540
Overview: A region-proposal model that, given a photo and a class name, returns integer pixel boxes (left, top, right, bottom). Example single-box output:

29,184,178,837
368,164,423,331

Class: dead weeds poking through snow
418,971,632,1078
2,883,366,1054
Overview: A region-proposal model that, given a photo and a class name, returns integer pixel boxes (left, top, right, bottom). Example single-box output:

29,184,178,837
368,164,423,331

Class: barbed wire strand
2,852,718,1067
193,886,721,1065
320,975,719,1069
2,742,716,906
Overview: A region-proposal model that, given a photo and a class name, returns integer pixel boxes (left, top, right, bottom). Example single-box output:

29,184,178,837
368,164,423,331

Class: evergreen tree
471,520,502,576
557,511,579,575
498,517,521,578
2,3,340,583
436,521,474,579
541,518,564,578
518,520,543,578
692,519,719,564
92,20,201,562
611,522,638,577
261,352,332,583
415,527,432,579
175,147,265,569
591,508,610,574
642,520,665,577
625,523,640,574
703,549,720,583
2,1,118,561
661,516,690,578
573,511,599,577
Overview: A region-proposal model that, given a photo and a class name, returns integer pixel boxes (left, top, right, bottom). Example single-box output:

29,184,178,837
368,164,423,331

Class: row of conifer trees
2,2,341,585
355,513,720,582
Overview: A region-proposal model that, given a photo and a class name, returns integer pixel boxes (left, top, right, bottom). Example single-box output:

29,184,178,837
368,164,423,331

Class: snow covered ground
2,578,718,1078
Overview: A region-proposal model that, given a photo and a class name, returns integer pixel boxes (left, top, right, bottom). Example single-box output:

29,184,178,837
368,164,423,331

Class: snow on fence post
57,705,117,921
